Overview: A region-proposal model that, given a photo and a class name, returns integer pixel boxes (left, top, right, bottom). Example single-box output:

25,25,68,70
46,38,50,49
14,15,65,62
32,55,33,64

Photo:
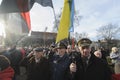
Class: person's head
94,50,102,58
77,38,92,57
66,45,72,53
111,47,118,53
33,47,44,59
0,55,10,71
50,43,56,51
56,41,67,56
50,43,55,48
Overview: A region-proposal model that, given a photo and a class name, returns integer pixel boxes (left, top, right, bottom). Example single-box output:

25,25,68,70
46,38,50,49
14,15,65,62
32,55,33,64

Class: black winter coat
20,56,51,80
72,54,112,80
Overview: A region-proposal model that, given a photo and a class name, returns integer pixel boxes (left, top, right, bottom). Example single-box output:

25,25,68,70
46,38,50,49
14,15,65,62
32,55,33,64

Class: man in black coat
69,38,112,80
20,47,51,80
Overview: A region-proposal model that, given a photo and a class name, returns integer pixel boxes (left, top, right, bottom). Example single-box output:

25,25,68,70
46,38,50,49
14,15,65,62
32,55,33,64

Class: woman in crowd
0,55,14,80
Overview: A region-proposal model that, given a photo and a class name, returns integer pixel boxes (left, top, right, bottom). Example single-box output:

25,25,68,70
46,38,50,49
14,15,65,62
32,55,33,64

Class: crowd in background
0,38,120,80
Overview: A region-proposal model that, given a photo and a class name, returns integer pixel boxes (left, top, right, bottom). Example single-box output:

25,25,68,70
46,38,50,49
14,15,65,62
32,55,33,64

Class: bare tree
96,23,120,50
52,9,82,32
52,8,62,32
75,32,88,41
96,23,120,40
74,10,83,27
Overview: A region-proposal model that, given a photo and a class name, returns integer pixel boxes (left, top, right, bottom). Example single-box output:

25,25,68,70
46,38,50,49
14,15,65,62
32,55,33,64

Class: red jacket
0,66,14,80
112,74,120,80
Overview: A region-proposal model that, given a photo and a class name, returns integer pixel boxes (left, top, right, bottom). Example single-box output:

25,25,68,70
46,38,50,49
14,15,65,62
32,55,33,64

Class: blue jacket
51,53,71,80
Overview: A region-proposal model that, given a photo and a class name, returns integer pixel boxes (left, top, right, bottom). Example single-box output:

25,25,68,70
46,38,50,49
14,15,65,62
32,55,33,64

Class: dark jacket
72,54,112,80
51,53,71,80
20,56,51,80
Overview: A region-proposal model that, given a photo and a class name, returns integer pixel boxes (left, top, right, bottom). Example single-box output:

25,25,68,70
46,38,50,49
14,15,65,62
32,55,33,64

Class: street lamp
44,27,48,47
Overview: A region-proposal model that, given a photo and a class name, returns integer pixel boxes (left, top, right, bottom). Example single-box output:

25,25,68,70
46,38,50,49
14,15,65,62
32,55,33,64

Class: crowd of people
0,38,120,80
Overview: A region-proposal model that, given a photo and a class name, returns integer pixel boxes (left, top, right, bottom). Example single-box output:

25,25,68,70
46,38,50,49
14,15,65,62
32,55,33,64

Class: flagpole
51,0,58,30
69,0,75,49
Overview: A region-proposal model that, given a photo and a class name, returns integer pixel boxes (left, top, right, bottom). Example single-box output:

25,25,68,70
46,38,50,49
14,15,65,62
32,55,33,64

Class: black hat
0,55,10,71
50,43,56,48
33,47,44,52
56,41,67,49
77,38,92,47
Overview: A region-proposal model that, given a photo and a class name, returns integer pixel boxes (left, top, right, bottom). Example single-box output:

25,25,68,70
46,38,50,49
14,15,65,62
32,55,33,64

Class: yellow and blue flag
56,0,75,43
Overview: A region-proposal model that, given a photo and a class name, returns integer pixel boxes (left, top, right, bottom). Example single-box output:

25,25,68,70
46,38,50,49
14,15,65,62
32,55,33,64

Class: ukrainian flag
56,0,74,43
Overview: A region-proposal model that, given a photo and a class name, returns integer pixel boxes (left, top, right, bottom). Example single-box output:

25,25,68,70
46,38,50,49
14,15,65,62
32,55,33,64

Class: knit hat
0,55,10,71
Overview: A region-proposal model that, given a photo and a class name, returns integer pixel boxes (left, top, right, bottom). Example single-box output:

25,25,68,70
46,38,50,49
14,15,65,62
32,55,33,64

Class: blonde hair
111,47,118,53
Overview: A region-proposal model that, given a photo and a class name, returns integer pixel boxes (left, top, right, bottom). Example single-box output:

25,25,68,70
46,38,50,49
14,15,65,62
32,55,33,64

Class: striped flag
21,12,31,33
0,0,53,33
56,0,74,43
0,0,53,14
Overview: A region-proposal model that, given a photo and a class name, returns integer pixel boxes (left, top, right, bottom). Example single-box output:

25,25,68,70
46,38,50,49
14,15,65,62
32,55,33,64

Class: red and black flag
0,0,34,13
0,0,33,33
0,0,53,13
21,12,31,33
0,0,53,34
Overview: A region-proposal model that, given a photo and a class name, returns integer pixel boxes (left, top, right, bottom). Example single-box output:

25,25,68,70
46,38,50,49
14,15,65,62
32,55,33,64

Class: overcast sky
30,0,120,41
0,0,120,41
